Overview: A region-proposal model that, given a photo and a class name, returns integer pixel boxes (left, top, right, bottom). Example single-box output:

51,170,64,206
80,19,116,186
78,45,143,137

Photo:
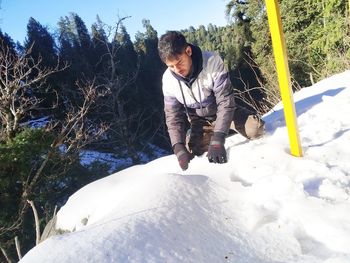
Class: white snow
80,144,169,173
20,71,350,263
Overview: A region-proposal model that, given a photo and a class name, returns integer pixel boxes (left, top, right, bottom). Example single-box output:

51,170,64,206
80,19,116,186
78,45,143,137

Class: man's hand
207,132,227,163
174,143,194,170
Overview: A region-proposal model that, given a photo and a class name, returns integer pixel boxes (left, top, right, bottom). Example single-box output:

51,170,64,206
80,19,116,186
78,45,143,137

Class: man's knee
231,108,265,139
245,115,265,139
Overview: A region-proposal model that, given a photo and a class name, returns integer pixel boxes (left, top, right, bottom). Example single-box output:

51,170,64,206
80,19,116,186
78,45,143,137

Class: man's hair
158,31,188,62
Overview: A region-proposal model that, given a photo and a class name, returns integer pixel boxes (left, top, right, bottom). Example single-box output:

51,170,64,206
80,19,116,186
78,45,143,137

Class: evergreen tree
134,20,168,149
57,16,75,60
70,13,94,78
56,14,93,113
23,18,60,117
226,0,350,91
0,30,16,55
57,13,94,79
24,17,57,66
116,25,138,73
91,15,109,74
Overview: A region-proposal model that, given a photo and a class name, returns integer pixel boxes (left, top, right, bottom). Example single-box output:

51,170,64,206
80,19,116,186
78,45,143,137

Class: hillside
20,71,350,263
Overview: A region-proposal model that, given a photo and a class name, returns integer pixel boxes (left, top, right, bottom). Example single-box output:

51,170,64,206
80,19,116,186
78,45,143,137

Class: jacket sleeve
210,54,236,135
162,77,187,147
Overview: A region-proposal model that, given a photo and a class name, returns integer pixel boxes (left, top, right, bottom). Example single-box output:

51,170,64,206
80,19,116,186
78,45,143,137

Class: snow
80,144,170,173
20,71,350,263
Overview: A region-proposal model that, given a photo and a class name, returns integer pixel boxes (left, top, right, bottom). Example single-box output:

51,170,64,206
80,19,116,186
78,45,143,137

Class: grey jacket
162,46,236,147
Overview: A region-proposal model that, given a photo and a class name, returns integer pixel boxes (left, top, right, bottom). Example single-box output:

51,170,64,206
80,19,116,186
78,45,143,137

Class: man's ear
185,45,192,56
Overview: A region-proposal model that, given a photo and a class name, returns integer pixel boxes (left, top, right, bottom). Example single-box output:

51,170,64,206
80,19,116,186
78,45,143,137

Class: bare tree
93,17,161,164
0,40,67,140
0,79,108,225
233,60,279,116
0,39,108,261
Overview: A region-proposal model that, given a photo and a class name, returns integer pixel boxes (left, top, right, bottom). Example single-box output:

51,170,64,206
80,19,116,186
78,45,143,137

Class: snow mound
20,71,350,263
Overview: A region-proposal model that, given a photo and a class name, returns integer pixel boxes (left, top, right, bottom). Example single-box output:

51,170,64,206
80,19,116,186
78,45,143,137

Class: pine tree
70,13,94,78
227,0,349,89
24,18,56,66
91,15,109,74
23,18,60,117
134,20,168,148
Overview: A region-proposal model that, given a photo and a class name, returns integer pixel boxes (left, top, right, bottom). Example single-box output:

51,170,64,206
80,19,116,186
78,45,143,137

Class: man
158,31,264,170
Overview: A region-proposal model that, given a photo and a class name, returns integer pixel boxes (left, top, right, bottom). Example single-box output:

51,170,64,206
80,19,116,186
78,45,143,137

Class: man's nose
173,65,181,74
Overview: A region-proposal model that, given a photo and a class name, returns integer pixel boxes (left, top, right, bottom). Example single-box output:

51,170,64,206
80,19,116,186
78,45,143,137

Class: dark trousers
186,107,265,156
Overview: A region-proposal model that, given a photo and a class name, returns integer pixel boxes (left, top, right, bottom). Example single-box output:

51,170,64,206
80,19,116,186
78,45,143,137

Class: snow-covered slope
20,71,350,263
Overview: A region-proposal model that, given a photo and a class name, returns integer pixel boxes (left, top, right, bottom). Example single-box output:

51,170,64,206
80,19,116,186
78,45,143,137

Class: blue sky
0,0,229,44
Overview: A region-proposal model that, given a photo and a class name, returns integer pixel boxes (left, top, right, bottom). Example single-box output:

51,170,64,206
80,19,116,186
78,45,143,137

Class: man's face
165,46,192,78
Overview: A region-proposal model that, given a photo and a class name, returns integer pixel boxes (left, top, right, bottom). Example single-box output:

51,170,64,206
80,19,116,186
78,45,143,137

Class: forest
0,0,349,261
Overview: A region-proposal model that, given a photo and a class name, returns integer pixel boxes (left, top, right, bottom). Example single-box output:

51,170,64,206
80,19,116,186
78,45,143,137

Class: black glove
207,132,227,163
174,143,194,170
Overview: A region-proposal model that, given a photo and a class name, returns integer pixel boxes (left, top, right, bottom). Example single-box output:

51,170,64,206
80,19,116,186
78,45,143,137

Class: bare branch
0,246,12,263
14,236,22,260
0,39,68,140
27,200,41,245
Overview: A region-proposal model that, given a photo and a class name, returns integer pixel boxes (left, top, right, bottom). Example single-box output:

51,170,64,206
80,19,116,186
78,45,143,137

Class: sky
19,70,350,263
0,0,229,44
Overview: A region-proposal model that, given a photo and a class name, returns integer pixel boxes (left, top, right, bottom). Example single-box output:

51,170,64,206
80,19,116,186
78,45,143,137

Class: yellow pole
264,0,303,157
